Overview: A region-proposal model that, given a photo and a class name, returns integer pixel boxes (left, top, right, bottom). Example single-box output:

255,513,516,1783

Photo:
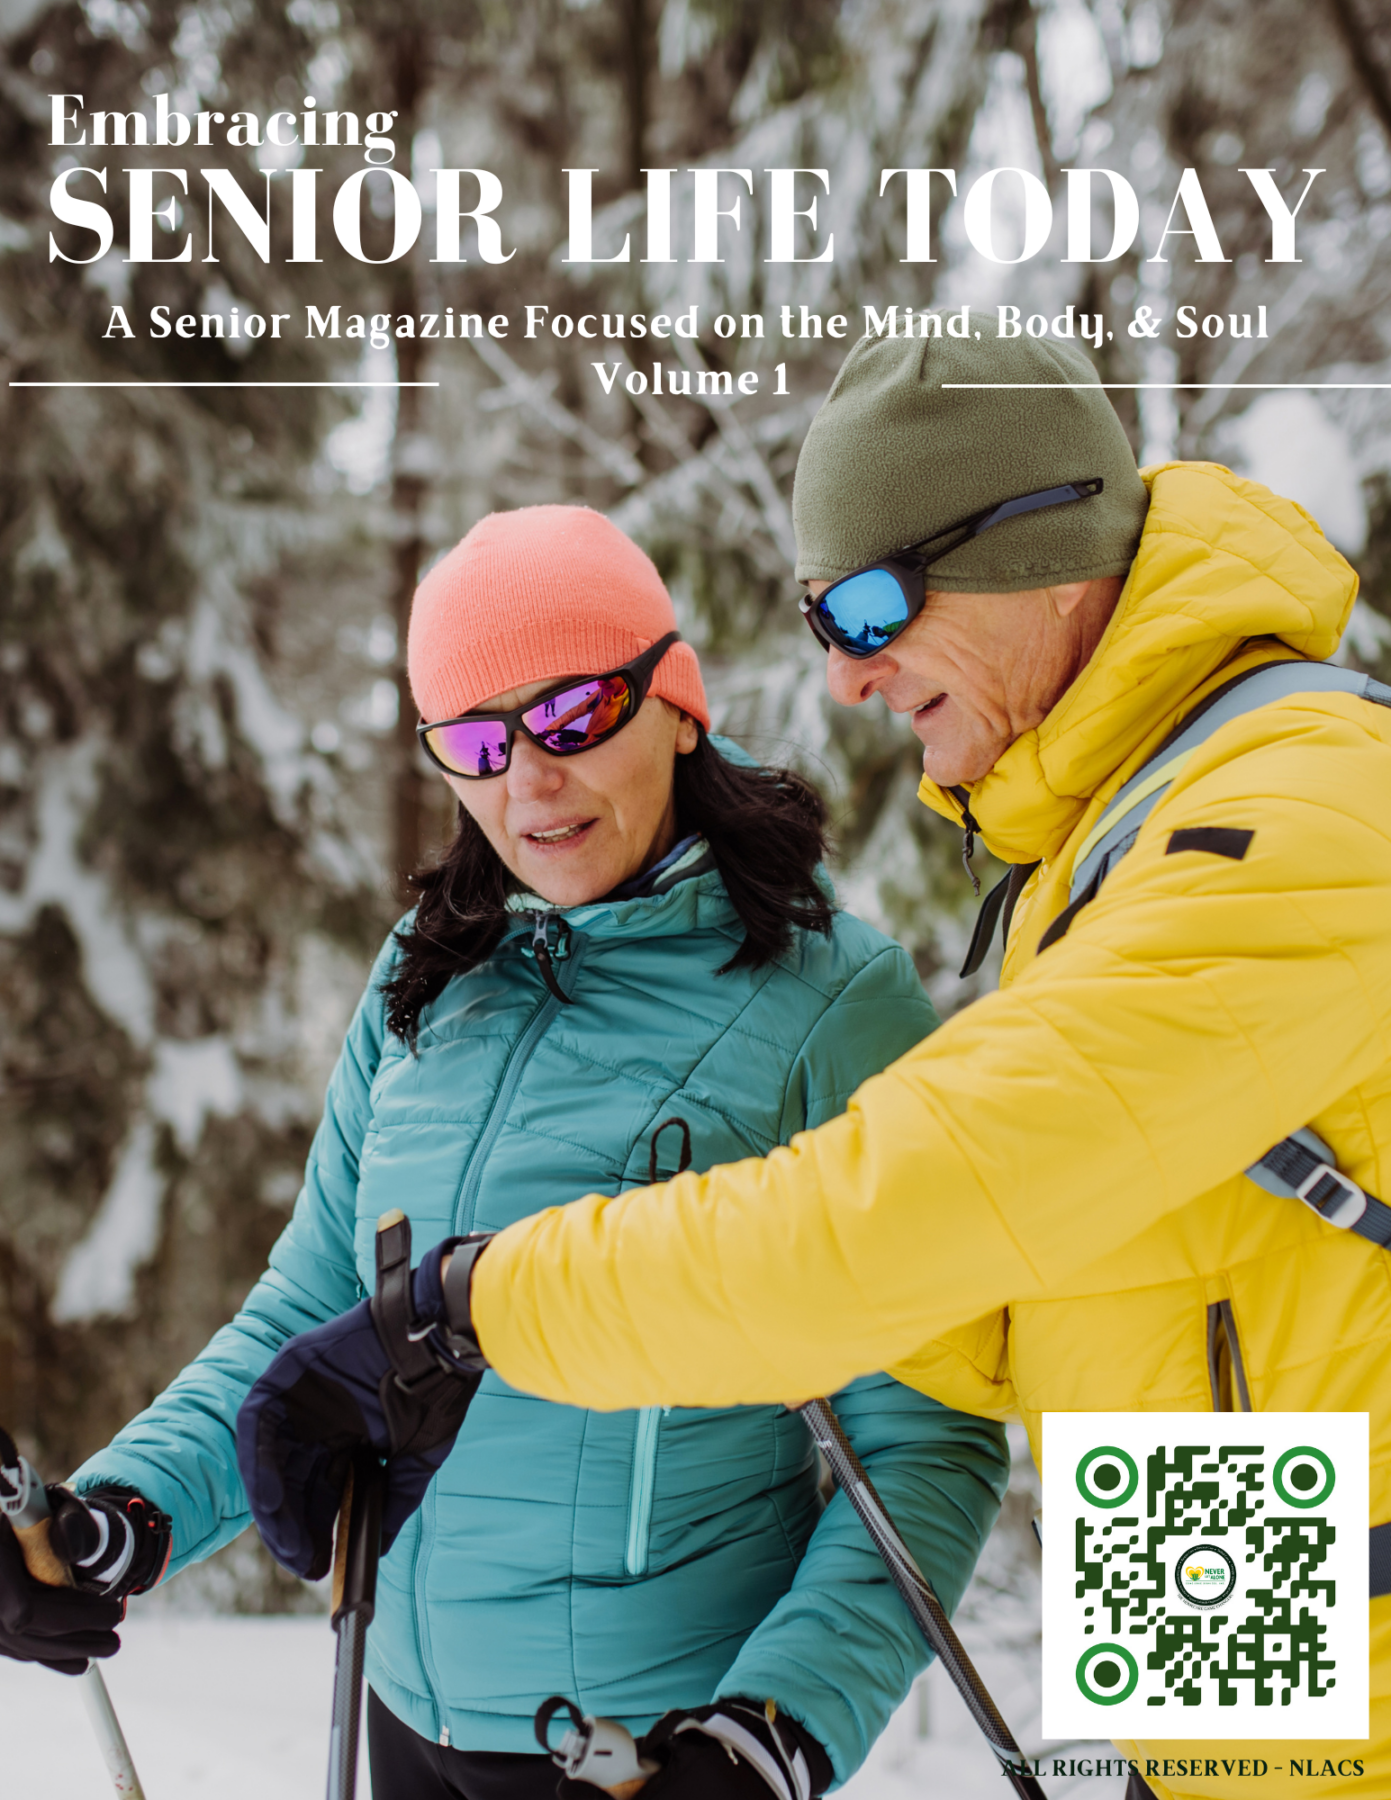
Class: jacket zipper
415,921,584,1742
453,920,583,1235
409,1485,452,1744
625,1407,661,1577
1206,1298,1252,1412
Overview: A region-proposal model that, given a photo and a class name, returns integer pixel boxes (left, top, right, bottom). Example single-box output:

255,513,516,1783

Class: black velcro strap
1166,826,1253,860
1372,1522,1391,1598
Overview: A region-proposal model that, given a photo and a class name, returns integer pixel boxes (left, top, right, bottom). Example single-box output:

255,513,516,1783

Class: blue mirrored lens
818,567,911,653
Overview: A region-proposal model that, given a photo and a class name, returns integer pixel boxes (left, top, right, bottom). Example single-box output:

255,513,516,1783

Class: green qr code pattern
1073,1444,1338,1708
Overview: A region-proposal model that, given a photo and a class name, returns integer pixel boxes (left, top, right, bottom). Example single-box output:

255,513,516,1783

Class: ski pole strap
1245,1126,1391,1249
370,1214,442,1390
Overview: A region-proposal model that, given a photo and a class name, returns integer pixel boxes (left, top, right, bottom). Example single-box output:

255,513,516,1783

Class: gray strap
1070,664,1391,903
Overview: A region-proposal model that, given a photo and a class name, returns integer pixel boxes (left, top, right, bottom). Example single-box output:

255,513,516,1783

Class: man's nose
825,646,888,707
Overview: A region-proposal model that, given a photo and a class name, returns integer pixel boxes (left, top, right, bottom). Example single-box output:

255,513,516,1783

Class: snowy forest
2,0,1391,1769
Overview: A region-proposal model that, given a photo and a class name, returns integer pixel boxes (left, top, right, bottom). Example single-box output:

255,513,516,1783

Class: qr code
1042,1414,1368,1739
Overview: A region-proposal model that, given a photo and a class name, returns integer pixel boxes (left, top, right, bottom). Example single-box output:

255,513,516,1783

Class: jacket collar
916,462,1358,864
503,836,738,944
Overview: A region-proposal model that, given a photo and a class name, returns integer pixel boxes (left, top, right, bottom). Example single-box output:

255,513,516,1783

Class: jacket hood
917,461,1360,863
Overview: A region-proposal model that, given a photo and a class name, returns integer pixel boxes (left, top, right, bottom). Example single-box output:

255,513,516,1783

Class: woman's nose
505,734,566,796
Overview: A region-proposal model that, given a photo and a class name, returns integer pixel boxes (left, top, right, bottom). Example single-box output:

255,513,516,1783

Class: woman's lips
523,819,596,849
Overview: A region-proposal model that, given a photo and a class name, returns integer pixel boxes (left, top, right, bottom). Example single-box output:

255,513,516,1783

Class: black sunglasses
798,479,1105,659
418,632,679,779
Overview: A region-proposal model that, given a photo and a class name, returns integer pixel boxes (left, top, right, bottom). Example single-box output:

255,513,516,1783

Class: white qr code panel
1041,1414,1369,1739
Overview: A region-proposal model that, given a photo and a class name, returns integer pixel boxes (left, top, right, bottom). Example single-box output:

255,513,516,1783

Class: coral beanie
408,505,709,729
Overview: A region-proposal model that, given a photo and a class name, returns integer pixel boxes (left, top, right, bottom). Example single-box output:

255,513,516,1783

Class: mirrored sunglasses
417,631,679,779
799,480,1105,659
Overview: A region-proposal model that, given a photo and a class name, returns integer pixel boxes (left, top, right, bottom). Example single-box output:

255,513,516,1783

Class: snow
0,1615,1127,1800
53,1035,249,1323
146,1037,245,1157
51,1118,163,1323
1227,391,1367,554
0,742,155,1042
0,1618,345,1800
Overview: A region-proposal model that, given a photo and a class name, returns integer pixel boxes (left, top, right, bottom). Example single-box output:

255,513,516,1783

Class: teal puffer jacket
73,840,1008,1785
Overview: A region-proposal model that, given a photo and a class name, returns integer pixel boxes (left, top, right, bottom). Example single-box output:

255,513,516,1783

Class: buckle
1295,1162,1368,1230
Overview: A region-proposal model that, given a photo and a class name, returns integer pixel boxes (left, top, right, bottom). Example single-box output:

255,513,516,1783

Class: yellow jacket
474,464,1391,1799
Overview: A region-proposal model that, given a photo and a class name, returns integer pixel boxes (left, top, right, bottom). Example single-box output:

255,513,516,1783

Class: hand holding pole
0,1430,147,1799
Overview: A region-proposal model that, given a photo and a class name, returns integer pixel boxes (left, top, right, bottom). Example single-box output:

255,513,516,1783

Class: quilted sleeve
472,696,1391,1408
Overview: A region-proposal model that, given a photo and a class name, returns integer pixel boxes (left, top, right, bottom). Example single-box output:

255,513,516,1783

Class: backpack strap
1246,1126,1391,1250
959,859,1041,978
1032,663,1391,959
1034,659,1391,1250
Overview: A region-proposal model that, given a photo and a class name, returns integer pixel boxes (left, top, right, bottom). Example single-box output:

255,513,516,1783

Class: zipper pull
960,802,981,897
949,785,982,897
525,911,574,1005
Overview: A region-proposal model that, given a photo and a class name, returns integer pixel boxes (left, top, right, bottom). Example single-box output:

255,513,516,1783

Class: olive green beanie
792,318,1149,591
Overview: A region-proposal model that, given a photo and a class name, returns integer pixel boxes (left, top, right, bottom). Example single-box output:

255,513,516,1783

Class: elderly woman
6,507,1007,1800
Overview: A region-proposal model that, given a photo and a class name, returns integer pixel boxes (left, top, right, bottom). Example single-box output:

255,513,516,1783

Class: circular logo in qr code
1076,1643,1139,1706
1175,1543,1237,1609
1273,1446,1335,1510
1076,1446,1138,1509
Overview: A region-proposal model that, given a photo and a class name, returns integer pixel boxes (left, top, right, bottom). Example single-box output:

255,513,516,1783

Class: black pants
368,1690,561,1800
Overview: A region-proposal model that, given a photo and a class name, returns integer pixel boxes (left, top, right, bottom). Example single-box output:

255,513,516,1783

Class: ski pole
798,1398,1047,1800
326,1449,385,1800
0,1429,147,1798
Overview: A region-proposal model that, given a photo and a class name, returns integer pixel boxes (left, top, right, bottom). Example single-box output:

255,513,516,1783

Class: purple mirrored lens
425,719,510,777
521,675,631,752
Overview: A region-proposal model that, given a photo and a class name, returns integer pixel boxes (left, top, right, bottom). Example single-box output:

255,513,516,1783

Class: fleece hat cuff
792,320,1149,592
408,505,709,729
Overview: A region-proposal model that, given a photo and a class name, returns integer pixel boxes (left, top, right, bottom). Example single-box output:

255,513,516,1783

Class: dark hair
382,730,835,1046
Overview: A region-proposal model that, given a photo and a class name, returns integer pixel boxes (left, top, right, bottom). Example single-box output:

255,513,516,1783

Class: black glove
236,1217,491,1579
559,1702,832,1800
0,1516,124,1675
46,1485,172,1599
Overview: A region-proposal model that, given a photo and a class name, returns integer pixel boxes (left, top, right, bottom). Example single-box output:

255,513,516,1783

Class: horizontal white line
7,381,440,389
942,382,1391,390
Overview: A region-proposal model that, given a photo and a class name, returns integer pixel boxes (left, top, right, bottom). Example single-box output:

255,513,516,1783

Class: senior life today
337,321,1388,1800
